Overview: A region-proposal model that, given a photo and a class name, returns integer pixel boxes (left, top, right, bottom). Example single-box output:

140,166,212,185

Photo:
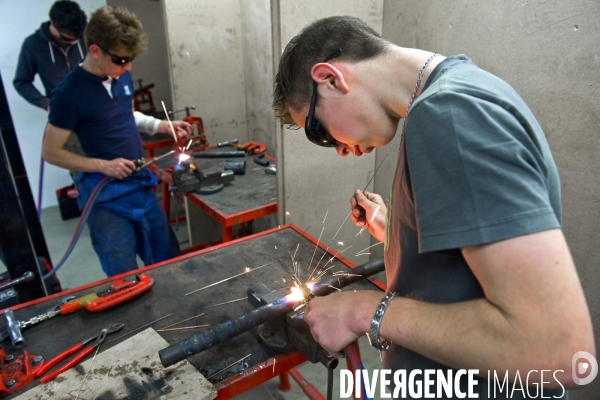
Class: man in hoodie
14,1,87,111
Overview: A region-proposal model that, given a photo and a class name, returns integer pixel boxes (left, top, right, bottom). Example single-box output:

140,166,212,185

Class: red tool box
55,185,81,220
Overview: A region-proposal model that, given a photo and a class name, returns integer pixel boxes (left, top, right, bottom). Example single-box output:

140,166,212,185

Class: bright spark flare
179,153,190,164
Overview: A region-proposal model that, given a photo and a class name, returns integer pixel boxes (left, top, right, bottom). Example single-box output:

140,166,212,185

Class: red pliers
35,323,124,384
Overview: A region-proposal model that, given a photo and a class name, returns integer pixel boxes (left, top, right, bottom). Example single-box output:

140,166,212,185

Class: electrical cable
359,361,373,400
344,344,365,400
37,157,45,218
43,176,111,279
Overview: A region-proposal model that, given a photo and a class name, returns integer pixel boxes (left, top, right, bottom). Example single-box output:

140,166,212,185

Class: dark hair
84,6,147,56
272,16,390,127
49,0,87,37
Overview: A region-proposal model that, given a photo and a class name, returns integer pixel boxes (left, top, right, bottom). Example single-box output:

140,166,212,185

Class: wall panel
278,0,384,268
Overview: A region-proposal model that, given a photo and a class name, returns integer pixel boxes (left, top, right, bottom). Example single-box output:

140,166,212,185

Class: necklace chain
402,53,440,133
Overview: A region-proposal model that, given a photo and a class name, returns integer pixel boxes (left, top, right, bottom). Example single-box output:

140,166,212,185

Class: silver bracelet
368,292,396,350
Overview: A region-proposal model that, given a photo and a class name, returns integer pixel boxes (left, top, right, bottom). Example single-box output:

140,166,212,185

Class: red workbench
2,225,384,399
149,151,277,246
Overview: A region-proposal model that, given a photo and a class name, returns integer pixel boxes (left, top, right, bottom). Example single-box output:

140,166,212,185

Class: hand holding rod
159,258,384,368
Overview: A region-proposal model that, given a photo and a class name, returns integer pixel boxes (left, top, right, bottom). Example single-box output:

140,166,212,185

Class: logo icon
124,85,131,96
572,351,598,385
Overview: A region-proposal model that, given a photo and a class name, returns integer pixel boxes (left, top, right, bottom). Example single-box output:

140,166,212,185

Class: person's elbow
41,137,62,166
552,322,596,389
41,144,57,165
529,311,596,389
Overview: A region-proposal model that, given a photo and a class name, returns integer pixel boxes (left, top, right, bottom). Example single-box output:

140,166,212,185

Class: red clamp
59,273,154,315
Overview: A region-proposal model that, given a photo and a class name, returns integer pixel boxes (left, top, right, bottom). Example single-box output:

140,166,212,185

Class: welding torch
159,258,384,368
133,150,176,171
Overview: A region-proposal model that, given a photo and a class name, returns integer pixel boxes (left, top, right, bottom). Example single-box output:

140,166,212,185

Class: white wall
0,0,105,210
108,0,173,112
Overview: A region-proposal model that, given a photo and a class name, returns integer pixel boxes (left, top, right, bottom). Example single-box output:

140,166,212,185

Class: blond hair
84,6,147,56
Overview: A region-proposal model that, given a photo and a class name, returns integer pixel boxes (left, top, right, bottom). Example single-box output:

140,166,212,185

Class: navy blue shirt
49,65,143,161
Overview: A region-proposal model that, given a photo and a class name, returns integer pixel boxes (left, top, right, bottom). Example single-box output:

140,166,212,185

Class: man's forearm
13,80,48,110
372,290,590,388
42,146,104,173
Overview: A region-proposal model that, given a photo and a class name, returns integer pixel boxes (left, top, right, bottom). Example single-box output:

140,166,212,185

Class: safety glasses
305,48,343,147
58,32,79,43
101,47,135,66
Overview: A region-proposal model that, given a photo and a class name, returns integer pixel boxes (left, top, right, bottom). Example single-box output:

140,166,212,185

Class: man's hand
304,290,381,355
158,120,193,138
99,158,137,180
350,190,386,242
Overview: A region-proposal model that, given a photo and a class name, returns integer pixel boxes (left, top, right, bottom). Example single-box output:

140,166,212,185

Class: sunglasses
305,48,343,147
100,47,135,66
58,32,79,43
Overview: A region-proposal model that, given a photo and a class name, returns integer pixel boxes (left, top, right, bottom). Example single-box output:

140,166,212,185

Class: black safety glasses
305,48,343,147
101,47,135,66
58,32,79,43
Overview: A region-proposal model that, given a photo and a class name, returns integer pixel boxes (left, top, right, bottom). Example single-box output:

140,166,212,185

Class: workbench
3,225,383,399
149,151,277,246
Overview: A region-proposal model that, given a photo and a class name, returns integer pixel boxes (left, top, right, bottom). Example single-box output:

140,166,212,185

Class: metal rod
207,354,251,380
159,258,384,368
105,314,171,345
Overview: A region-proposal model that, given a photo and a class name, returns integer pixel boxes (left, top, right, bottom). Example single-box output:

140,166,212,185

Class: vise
171,159,234,194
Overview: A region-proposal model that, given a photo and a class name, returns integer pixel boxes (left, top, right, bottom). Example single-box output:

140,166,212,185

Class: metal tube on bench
159,258,384,367
192,151,246,158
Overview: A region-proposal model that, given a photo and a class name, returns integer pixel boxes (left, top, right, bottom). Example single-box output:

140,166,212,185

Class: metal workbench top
152,150,277,216
3,225,381,397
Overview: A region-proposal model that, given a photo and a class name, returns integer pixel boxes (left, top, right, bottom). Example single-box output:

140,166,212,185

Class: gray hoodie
13,21,85,110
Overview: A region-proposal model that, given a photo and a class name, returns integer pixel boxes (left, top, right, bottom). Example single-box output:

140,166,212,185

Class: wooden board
17,328,216,400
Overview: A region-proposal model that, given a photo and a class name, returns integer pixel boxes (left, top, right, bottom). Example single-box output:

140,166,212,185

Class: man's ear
88,44,102,59
310,62,349,94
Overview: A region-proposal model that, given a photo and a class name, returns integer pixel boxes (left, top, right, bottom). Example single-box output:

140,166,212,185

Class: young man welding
43,6,192,277
273,16,595,397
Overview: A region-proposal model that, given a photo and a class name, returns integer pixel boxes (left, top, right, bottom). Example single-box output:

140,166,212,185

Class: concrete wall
162,0,249,146
382,1,600,398
107,0,173,111
0,0,105,210
240,0,276,157
276,0,384,269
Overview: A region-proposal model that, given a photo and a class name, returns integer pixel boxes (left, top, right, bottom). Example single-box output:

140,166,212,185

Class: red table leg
222,225,234,242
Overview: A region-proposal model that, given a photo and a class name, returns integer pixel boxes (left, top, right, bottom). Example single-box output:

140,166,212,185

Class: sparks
288,287,305,302
245,267,250,272
179,153,190,164
355,242,383,257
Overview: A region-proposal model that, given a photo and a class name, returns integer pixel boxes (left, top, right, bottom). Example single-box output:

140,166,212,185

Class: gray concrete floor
21,205,386,399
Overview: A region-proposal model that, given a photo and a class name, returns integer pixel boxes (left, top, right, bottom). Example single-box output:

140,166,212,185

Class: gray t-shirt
383,55,563,399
